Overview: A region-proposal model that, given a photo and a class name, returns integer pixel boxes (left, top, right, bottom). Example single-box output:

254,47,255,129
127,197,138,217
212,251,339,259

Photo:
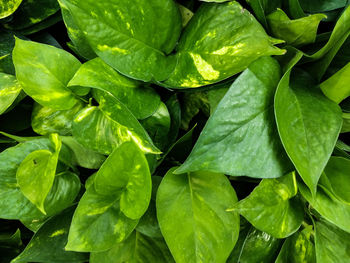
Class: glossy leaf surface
0,73,22,115
157,168,239,263
12,38,81,110
177,57,291,178
275,63,343,195
58,0,182,82
164,2,285,88
233,173,303,238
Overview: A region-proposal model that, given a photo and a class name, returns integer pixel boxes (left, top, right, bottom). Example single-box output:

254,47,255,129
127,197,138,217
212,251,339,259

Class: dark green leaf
315,220,350,263
12,208,88,263
299,183,350,233
177,57,291,178
275,60,343,195
275,225,316,263
239,228,282,263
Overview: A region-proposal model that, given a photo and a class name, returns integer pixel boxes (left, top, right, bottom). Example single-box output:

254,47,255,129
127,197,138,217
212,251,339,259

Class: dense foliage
0,0,350,262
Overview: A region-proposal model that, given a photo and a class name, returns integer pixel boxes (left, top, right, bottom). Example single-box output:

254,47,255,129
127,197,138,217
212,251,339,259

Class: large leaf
72,93,159,155
0,73,22,115
58,0,182,82
156,168,239,263
16,134,61,214
91,199,173,263
65,186,138,252
66,141,150,252
90,231,174,263
320,62,350,104
275,226,316,263
0,138,80,221
299,183,350,233
32,101,85,136
232,173,304,238
0,0,23,19
68,58,160,119
275,60,343,195
239,228,282,263
94,141,151,219
12,208,88,263
176,57,291,178
315,220,350,263
267,9,325,47
163,2,285,88
12,38,81,110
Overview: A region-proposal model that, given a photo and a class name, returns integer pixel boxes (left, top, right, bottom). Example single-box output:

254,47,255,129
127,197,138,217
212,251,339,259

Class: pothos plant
0,0,350,262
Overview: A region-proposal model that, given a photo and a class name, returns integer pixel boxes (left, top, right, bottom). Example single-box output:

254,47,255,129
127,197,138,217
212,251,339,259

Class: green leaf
163,2,285,88
321,62,350,104
233,172,304,238
275,226,316,263
305,5,350,80
0,73,22,115
0,137,80,222
73,91,159,155
140,102,171,151
61,136,106,169
245,0,282,27
342,112,350,132
32,101,85,136
0,0,23,19
16,134,61,214
267,9,326,47
299,0,347,12
315,220,350,263
65,186,138,252
94,141,151,219
226,220,251,263
90,230,174,263
177,57,291,178
12,208,88,263
12,38,81,110
299,183,350,233
58,0,182,82
156,168,239,263
319,156,350,204
2,0,59,31
91,197,173,263
68,57,160,119
239,228,282,263
275,63,343,195
58,0,96,60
